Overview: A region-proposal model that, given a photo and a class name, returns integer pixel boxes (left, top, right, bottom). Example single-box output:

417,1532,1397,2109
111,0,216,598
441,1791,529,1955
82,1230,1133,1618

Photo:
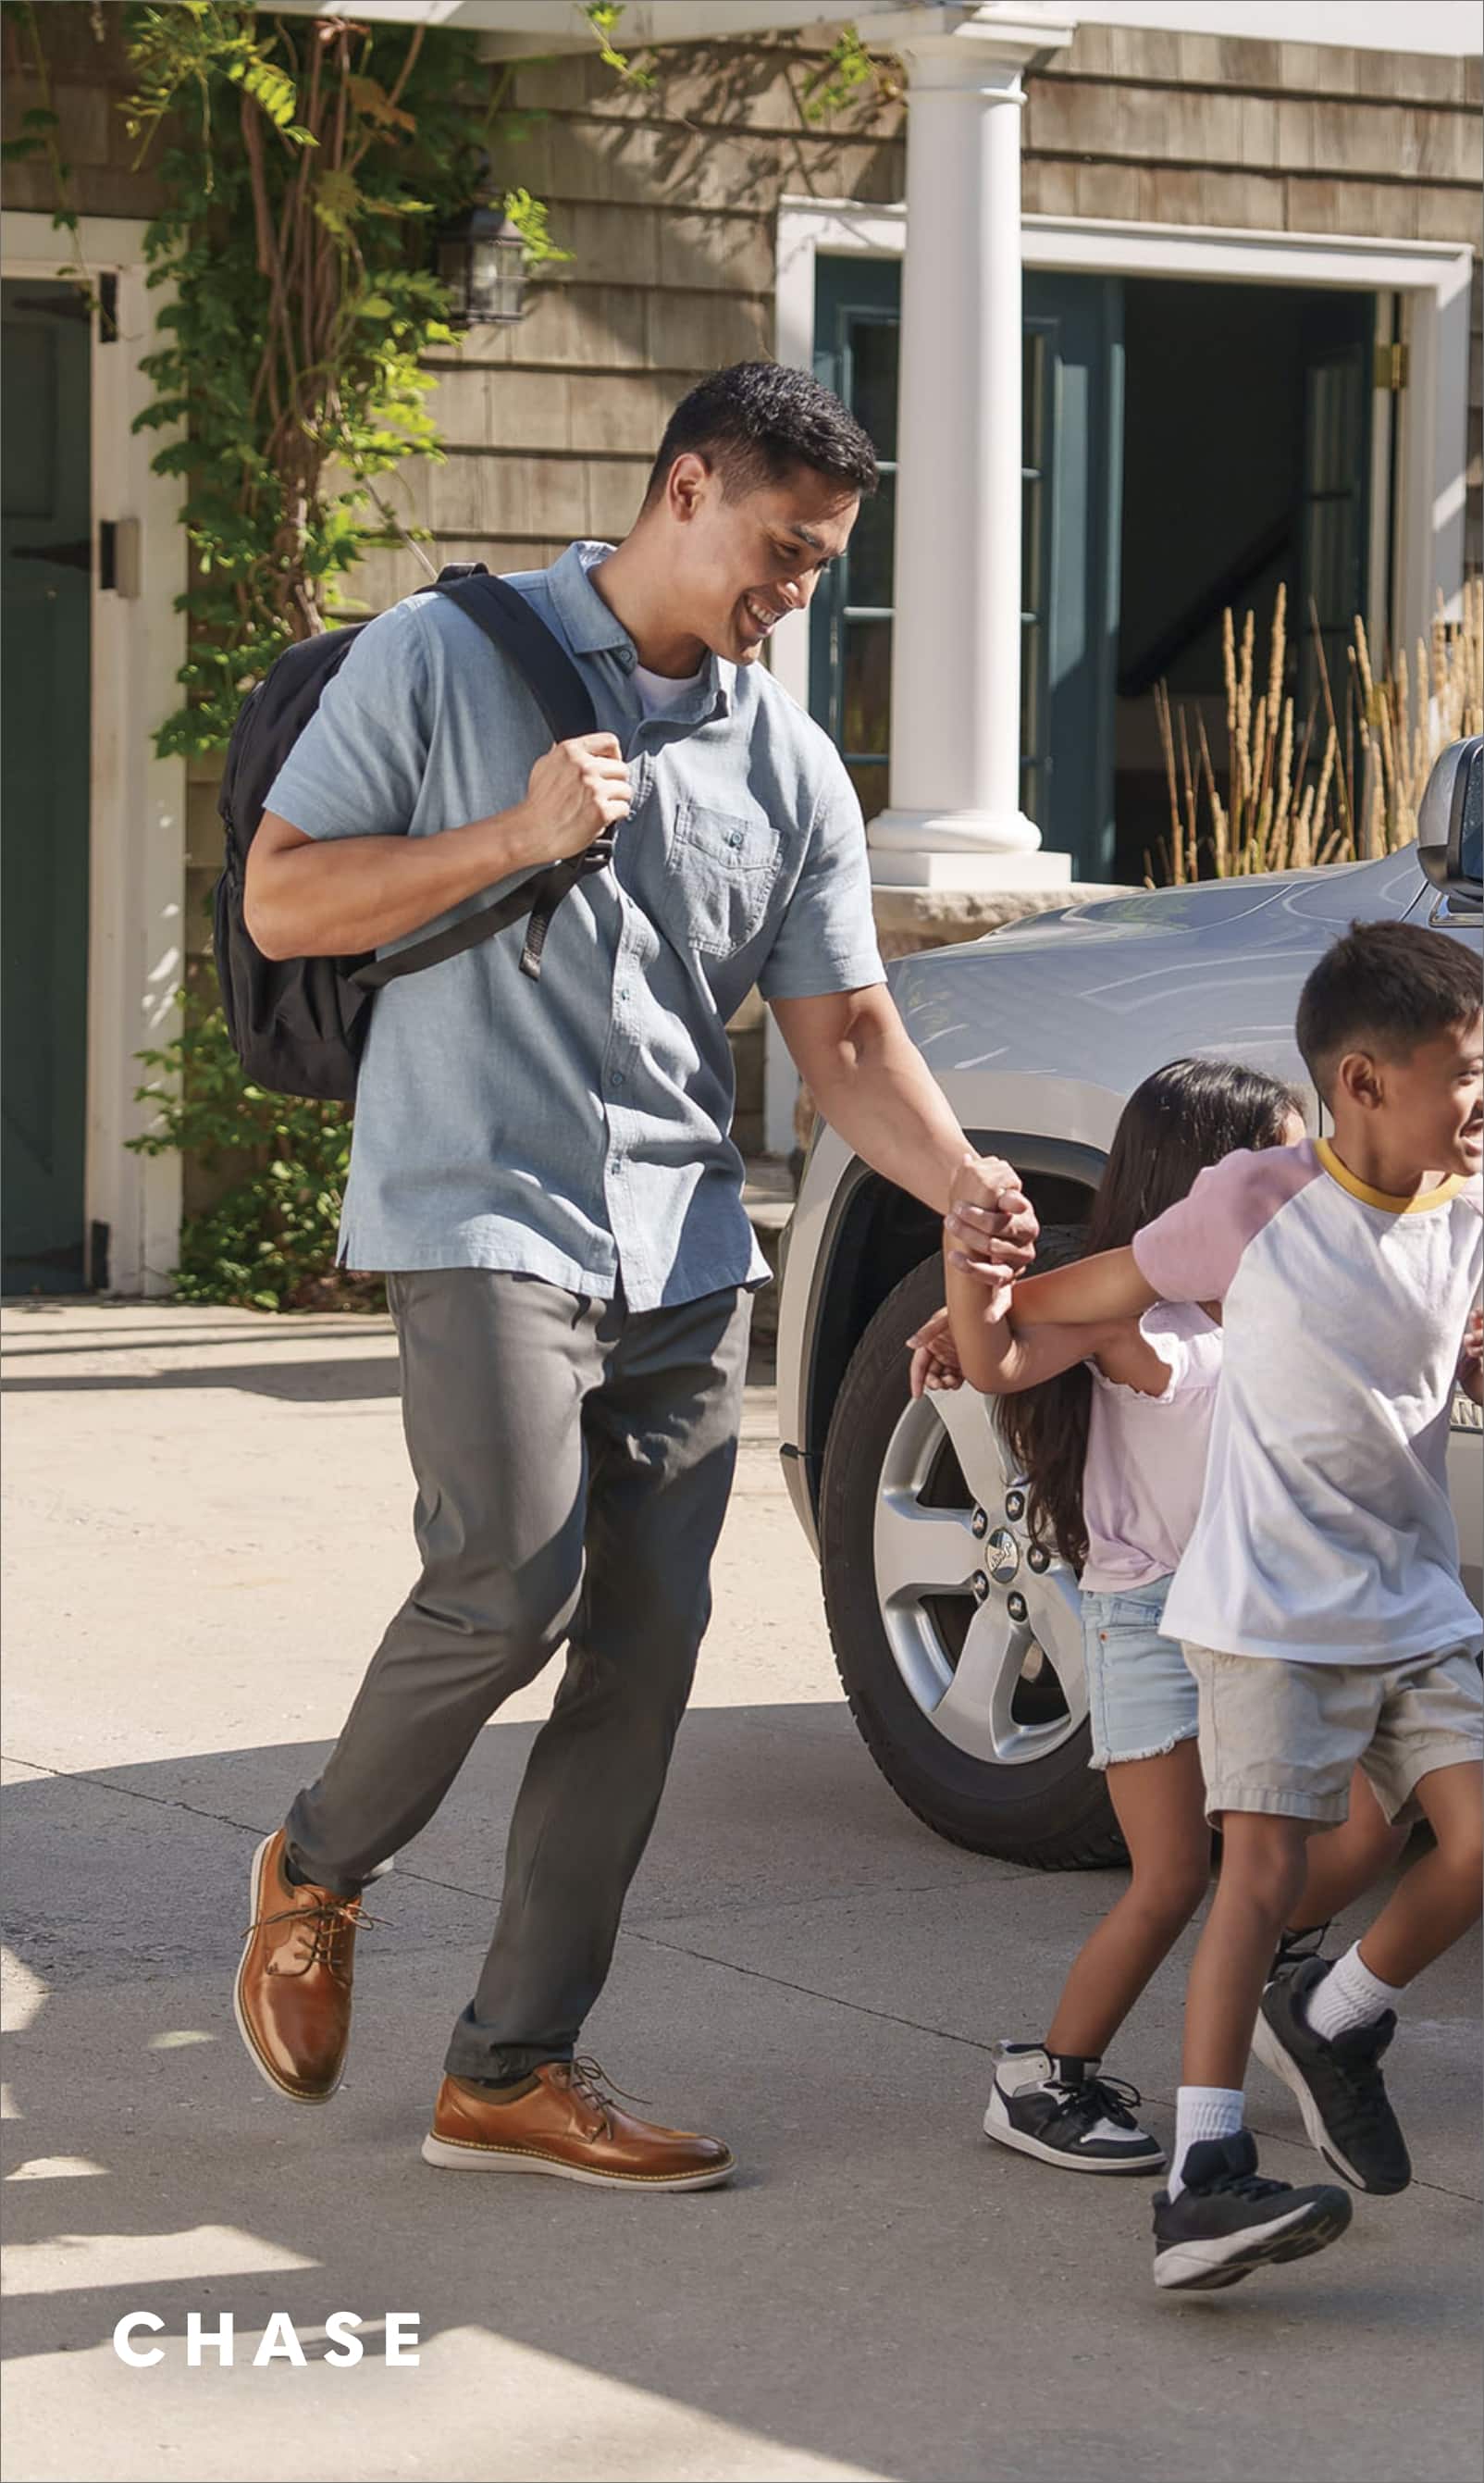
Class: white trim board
280,0,1482,56
3,214,186,1296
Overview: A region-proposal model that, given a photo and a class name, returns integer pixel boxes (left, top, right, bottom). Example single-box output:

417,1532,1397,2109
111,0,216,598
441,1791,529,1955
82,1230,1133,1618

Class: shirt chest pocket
664,800,782,960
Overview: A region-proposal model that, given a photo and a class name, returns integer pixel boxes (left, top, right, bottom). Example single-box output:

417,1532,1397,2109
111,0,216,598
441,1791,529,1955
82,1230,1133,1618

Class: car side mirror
1417,734,1483,894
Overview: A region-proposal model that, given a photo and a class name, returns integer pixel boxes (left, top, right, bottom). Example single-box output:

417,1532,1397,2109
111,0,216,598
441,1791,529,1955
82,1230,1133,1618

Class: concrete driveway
2,1303,1479,2483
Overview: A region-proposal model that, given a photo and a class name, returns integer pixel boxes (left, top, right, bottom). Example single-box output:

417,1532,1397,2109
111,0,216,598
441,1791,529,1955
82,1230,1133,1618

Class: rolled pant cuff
1202,1783,1349,1828
443,2036,575,2083
281,1821,394,1903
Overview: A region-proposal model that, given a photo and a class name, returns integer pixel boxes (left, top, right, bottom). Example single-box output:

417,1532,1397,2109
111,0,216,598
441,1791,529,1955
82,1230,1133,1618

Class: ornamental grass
1153,575,1484,884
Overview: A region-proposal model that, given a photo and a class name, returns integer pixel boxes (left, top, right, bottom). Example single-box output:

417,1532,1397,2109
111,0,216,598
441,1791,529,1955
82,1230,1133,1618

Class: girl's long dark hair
997,1057,1298,1575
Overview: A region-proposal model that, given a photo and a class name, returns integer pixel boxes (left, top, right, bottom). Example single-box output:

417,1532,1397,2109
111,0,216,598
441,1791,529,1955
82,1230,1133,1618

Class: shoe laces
247,1894,375,1980
1274,1919,1332,1973
1321,2015,1398,2135
1047,2071,1144,2133
556,2056,650,2135
1191,2162,1292,2204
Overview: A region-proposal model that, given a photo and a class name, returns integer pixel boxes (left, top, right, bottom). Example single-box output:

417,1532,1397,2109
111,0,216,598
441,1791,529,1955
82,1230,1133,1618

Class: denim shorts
1082,1575,1198,1770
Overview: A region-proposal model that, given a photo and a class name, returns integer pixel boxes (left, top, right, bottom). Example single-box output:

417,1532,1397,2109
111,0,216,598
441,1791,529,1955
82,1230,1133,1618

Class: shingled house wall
6,10,1478,1164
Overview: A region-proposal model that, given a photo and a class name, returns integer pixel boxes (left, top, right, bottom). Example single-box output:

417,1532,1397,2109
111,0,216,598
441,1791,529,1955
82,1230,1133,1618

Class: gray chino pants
285,1269,751,2080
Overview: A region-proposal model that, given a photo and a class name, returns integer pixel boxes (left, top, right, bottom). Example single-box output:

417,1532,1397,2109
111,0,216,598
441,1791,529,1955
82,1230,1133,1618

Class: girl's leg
1045,1738,1212,2061
1286,1764,1409,1933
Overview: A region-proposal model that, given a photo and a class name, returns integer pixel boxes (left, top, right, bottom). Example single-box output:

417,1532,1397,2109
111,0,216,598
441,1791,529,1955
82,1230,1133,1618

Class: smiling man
233,362,1035,2189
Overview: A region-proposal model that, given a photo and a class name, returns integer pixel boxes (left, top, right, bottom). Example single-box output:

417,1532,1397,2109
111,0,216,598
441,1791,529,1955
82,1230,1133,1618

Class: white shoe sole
232,1832,341,2106
983,2092,1166,2174
420,2132,736,2190
1154,2191,1351,2292
1251,2011,1367,2190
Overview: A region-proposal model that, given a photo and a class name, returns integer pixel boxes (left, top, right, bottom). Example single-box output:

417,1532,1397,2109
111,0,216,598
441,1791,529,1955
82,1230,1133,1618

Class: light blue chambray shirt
265,541,885,1310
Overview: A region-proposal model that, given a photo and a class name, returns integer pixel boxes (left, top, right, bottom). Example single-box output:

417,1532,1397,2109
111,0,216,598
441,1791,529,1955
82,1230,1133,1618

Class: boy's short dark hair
1295,919,1482,1098
644,361,878,507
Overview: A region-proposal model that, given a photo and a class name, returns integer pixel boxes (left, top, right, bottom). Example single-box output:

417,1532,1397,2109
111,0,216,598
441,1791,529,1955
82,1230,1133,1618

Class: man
236,361,1034,2189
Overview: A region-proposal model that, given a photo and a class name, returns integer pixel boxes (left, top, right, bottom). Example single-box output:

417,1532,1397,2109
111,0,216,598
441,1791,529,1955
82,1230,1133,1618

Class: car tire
820,1253,1125,1868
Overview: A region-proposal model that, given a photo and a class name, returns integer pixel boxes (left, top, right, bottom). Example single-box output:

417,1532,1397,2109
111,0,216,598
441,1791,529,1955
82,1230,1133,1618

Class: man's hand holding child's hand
945,1154,1037,1295
906,1157,1038,1391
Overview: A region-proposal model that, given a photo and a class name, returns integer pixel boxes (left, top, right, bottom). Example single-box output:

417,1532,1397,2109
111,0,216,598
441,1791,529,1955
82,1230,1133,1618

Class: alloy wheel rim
872,1387,1087,1767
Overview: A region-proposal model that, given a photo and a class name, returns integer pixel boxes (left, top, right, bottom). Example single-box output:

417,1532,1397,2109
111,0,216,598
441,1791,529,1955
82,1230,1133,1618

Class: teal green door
1297,291,1374,720
810,253,900,828
2,281,92,1293
809,256,1123,877
1020,272,1124,879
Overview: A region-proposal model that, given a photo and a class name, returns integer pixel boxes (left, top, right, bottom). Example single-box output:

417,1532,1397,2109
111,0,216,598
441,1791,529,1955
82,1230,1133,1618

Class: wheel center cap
984,1525,1020,1585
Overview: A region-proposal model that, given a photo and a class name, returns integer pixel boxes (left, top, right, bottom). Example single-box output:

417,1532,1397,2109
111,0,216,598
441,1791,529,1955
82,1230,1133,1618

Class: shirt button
727,830,743,849
618,985,632,1003
611,1070,625,1087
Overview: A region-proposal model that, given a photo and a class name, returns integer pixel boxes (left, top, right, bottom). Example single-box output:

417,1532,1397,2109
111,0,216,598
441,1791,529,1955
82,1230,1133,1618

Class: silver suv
775,739,1483,1867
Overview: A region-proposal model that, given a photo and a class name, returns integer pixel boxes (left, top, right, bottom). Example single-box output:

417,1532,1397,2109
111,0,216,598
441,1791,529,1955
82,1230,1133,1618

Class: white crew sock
1169,2085,1245,2197
1303,1940,1405,2042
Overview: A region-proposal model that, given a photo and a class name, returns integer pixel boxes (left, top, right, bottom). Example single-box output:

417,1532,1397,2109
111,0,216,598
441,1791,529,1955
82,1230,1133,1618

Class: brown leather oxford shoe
233,1829,366,2104
421,2059,736,2189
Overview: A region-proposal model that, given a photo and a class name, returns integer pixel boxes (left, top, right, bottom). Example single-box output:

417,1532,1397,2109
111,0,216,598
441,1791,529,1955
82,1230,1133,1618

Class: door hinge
1374,340,1408,392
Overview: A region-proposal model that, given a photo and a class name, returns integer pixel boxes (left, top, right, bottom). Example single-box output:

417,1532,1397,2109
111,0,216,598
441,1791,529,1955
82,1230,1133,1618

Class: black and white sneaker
1268,1919,1331,1981
1252,1955,1412,2194
1152,2131,1352,2292
983,2042,1166,2173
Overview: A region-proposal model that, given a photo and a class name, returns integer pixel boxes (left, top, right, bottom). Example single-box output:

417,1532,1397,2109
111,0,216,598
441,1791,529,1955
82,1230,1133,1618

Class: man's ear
1334,1048,1385,1113
666,452,711,524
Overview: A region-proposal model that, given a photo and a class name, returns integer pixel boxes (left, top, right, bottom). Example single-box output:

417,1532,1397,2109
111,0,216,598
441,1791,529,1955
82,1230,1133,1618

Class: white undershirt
633,660,704,715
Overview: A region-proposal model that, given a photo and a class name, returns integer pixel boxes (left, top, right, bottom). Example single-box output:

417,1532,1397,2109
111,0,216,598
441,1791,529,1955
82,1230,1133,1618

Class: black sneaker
1152,2131,1352,2292
983,2042,1165,2173
1268,1919,1331,1981
1252,1955,1412,2194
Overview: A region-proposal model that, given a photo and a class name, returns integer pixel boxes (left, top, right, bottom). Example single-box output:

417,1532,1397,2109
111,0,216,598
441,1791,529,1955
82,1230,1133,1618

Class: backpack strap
351,573,612,991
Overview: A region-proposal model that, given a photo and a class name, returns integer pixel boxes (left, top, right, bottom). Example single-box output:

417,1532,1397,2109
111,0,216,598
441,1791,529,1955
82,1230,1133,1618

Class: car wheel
820,1252,1124,1868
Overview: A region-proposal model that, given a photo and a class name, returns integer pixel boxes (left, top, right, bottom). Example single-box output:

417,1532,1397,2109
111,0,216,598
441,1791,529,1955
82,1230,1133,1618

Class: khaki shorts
1181,1640,1483,1827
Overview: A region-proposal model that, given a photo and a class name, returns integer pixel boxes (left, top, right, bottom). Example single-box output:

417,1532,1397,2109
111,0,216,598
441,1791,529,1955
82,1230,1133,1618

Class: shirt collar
550,540,736,720
1315,1136,1465,1214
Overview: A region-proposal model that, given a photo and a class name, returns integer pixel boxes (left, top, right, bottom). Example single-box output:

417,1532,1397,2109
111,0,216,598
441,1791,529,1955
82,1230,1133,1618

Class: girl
930,1058,1406,2173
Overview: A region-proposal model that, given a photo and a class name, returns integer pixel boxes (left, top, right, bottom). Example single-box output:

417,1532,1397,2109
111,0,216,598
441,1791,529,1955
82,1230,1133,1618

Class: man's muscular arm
244,735,633,961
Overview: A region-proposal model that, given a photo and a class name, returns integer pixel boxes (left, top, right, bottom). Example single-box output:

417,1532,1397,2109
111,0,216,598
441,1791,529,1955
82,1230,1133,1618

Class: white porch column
868,7,1076,889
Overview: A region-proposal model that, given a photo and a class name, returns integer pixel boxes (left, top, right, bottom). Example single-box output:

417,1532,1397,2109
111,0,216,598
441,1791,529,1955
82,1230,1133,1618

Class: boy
948,920,1482,2290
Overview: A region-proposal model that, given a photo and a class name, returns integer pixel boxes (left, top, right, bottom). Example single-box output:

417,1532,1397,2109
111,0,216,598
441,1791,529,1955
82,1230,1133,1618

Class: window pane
847,472,895,613
843,617,891,757
1022,329,1046,468
846,757,889,826
1021,470,1044,616
1020,756,1044,827
1020,615,1042,769
848,316,899,462
1305,354,1362,494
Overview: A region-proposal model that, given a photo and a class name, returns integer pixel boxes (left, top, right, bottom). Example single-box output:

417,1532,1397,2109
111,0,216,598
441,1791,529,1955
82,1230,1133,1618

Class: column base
868,842,1072,891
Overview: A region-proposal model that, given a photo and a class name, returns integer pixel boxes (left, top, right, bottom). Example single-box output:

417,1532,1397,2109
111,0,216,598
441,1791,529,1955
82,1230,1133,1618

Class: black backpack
213,564,612,1103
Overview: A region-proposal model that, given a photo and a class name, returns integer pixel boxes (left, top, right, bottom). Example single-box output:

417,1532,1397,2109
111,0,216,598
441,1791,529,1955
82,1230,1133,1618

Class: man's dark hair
1295,919,1482,1098
643,361,878,507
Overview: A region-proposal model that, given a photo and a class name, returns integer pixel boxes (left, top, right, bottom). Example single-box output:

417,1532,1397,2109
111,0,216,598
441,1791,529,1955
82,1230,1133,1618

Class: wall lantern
436,203,526,328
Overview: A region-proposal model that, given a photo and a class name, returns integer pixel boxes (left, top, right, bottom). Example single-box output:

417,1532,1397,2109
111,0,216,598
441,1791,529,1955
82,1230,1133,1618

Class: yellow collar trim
1316,1137,1465,1215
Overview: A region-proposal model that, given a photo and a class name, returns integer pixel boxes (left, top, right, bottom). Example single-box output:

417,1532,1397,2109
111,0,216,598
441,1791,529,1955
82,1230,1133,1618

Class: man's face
663,454,861,664
1369,1013,1483,1180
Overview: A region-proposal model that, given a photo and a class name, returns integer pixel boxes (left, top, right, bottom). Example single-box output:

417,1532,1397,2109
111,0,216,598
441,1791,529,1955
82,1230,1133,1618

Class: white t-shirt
1132,1137,1482,1664
633,660,704,715
1080,1304,1222,1595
